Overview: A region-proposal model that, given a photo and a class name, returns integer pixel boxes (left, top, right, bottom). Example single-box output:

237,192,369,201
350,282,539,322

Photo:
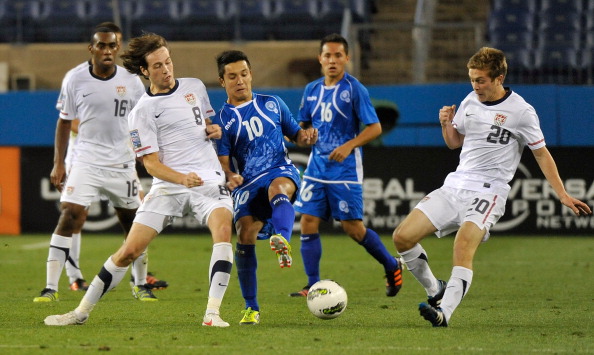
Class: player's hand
182,172,203,188
205,124,222,139
329,144,352,163
225,173,244,191
439,104,456,127
50,164,66,192
560,195,593,216
305,127,318,145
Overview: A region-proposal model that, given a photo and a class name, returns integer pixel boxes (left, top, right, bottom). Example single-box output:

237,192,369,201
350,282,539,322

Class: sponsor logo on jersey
224,117,236,130
129,129,142,150
340,90,350,103
494,113,507,126
116,86,126,97
306,96,317,101
185,93,196,105
265,100,278,113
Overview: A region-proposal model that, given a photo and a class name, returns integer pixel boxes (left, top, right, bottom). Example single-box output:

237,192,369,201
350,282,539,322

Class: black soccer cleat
419,302,448,327
385,257,403,297
428,279,447,307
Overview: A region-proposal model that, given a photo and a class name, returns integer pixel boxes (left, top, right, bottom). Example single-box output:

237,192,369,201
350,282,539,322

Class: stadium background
0,0,592,235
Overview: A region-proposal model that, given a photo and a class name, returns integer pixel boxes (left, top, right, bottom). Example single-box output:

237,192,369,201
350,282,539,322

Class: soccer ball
306,280,348,319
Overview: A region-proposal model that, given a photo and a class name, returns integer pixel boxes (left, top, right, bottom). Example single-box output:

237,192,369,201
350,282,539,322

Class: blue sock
358,228,397,273
235,243,259,311
270,194,294,242
300,233,322,287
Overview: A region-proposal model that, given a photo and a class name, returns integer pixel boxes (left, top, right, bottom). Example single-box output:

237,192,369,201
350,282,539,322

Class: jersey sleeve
452,94,472,135
517,106,545,150
352,81,379,125
297,84,313,124
196,79,215,118
58,75,77,121
278,96,301,139
213,111,231,157
128,103,158,157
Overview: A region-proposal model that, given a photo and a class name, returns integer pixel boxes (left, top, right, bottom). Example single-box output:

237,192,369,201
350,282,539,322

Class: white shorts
61,164,141,209
134,183,233,233
415,186,507,242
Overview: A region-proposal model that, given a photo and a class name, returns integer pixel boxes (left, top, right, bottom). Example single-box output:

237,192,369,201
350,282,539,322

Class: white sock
76,256,129,316
206,242,233,313
440,266,473,322
46,234,72,291
399,243,440,296
132,249,148,286
65,232,83,283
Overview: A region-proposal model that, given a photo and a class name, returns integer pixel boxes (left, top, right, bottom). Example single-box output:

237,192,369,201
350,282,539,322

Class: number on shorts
470,198,490,214
299,182,314,202
218,185,230,196
235,191,249,206
126,179,139,197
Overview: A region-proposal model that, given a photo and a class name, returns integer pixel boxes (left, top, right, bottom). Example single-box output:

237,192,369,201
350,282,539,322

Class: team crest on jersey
184,93,196,105
340,90,351,103
494,113,507,126
265,100,278,113
116,86,126,97
66,186,74,195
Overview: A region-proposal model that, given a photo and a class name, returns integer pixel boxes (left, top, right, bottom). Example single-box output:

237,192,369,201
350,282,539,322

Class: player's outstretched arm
293,128,318,147
532,147,592,216
142,152,203,188
217,155,243,191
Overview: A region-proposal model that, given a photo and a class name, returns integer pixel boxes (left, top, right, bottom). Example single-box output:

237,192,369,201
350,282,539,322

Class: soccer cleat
428,279,447,308
202,313,230,327
44,311,88,326
33,288,59,302
419,302,448,327
69,279,89,291
132,285,159,302
269,234,292,268
289,285,310,297
239,307,260,325
146,272,169,290
385,257,403,297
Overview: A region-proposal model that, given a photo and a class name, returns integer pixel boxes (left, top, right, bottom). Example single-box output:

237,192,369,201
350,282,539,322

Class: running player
291,33,402,298
213,50,317,325
33,24,159,303
44,33,234,327
393,47,592,327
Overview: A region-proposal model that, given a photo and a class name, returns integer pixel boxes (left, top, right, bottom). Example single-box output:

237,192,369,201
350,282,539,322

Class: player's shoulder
177,77,206,88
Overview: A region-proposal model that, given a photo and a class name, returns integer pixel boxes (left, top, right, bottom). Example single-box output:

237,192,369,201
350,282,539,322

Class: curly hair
467,47,507,80
121,33,168,78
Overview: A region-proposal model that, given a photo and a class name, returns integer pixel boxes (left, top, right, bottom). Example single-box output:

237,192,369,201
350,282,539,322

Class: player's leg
34,200,87,302
44,222,158,325
268,176,298,268
235,215,262,325
202,205,233,327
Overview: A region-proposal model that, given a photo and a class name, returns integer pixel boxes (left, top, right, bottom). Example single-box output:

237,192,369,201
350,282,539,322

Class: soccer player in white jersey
213,50,317,325
291,33,403,298
33,25,160,303
392,47,592,327
44,33,234,327
55,22,168,294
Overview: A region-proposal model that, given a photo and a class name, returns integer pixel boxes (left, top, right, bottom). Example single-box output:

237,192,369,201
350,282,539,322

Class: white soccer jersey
444,89,545,191
59,64,145,168
128,78,224,188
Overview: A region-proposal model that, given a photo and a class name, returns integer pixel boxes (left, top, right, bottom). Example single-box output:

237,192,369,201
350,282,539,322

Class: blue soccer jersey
298,72,379,183
214,93,301,182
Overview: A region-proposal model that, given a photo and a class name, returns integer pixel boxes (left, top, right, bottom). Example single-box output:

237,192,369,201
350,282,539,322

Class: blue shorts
294,178,363,221
232,165,300,225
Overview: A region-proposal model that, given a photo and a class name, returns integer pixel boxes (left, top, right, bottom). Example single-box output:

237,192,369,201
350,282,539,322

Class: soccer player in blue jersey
213,50,317,325
291,33,403,298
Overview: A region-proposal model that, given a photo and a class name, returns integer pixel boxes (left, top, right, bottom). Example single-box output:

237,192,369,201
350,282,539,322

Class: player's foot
270,234,292,268
69,278,89,291
202,312,230,327
146,272,169,290
239,307,260,325
33,288,59,302
289,285,310,297
428,279,447,307
419,302,448,327
132,285,158,302
44,311,88,326
386,257,403,297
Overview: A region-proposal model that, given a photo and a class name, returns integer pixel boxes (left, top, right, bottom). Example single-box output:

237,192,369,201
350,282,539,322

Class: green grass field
0,234,592,354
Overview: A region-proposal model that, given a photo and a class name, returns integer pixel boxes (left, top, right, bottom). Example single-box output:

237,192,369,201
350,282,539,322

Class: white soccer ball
306,280,348,319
